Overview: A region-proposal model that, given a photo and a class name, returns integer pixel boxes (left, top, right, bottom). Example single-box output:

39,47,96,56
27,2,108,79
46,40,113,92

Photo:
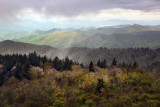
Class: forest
0,52,159,107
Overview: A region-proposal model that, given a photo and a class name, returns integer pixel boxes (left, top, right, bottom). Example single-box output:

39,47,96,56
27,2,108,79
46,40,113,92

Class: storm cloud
0,0,160,21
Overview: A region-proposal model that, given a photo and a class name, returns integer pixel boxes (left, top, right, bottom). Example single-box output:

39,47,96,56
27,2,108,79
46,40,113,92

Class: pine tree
89,61,94,72
53,56,62,71
101,59,107,68
133,61,138,68
122,62,126,67
28,51,40,66
80,63,84,68
63,57,72,71
42,55,47,63
112,58,117,66
96,78,104,93
97,60,101,67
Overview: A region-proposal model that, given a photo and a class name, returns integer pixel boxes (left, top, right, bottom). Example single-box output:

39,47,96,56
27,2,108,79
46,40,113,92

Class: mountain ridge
1,24,160,48
13,24,160,48
0,40,160,70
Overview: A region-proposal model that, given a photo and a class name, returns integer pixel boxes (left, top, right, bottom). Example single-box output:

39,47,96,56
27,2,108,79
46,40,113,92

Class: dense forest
0,52,160,107
0,52,74,85
1,40,160,71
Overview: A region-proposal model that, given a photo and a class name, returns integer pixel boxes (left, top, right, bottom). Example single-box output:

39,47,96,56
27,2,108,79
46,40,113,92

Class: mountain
76,24,159,34
1,40,160,70
15,24,160,48
74,31,160,48
0,28,61,42
31,28,62,35
0,40,57,55
17,31,92,48
0,30,29,41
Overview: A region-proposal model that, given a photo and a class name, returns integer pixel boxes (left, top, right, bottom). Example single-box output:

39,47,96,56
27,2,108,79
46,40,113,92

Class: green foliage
53,100,64,107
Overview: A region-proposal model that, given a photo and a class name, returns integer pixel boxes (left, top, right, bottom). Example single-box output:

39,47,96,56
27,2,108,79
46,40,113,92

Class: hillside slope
0,40,160,70
15,25,160,48
0,40,57,55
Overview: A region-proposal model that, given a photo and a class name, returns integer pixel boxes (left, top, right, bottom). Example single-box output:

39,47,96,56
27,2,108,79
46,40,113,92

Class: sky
0,0,160,30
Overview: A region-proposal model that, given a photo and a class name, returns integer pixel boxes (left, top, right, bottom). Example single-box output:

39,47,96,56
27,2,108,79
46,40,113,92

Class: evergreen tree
89,61,94,72
22,60,30,79
14,63,22,79
96,78,104,93
53,57,62,71
22,60,30,72
80,63,84,68
63,57,72,71
28,51,40,66
122,62,126,67
42,55,47,63
101,59,107,68
112,58,117,66
97,59,108,68
97,60,101,67
3,59,16,72
133,61,138,68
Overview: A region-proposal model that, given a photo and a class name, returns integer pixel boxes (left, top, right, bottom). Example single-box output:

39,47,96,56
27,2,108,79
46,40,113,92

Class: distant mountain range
0,24,160,48
1,40,160,70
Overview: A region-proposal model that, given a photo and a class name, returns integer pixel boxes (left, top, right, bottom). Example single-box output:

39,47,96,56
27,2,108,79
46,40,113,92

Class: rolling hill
17,30,92,48
0,31,29,40
0,40,57,55
15,24,160,48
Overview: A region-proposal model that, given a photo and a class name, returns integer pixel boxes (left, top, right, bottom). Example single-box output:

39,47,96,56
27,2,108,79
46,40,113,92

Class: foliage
0,53,159,107
0,52,74,85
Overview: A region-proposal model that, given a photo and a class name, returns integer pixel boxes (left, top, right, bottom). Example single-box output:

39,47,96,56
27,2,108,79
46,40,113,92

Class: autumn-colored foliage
0,64,159,107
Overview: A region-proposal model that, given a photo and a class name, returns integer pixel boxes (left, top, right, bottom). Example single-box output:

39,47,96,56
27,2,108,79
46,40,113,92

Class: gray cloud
0,0,160,21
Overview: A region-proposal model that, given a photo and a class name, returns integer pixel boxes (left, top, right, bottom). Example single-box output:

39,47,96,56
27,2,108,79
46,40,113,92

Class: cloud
0,0,160,22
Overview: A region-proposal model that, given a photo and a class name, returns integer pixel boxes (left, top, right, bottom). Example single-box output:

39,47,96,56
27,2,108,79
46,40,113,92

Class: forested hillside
0,52,159,107
1,0,160,106
1,40,160,70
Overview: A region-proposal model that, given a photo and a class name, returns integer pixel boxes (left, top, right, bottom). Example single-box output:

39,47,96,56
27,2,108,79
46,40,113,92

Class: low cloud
0,0,160,22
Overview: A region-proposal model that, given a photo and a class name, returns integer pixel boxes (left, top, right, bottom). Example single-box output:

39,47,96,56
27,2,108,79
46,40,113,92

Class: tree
80,63,84,68
101,59,107,68
122,62,126,67
112,58,117,66
22,60,30,79
97,59,107,68
133,61,138,68
42,55,47,63
3,59,16,72
14,63,22,79
96,78,104,93
63,57,72,71
28,51,40,66
97,60,101,67
53,57,62,71
89,61,94,72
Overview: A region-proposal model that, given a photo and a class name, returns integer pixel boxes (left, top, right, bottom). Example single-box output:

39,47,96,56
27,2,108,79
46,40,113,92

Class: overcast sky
0,0,160,30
